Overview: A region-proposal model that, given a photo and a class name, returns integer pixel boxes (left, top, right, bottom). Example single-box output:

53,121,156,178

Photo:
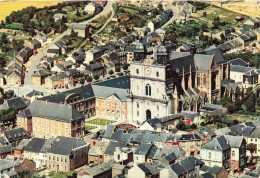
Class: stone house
178,133,202,157
31,69,52,85
46,136,89,172
68,24,90,39
88,141,109,164
134,143,153,165
128,163,159,178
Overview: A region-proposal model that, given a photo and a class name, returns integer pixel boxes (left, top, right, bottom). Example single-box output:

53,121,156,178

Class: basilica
127,41,229,122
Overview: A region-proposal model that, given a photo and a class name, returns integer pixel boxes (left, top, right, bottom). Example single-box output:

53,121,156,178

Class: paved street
23,1,113,86
161,3,179,29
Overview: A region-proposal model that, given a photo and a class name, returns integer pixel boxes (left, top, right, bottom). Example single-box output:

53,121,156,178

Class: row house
45,72,70,89
46,136,89,172
31,69,52,85
178,133,202,157
18,100,85,138
201,135,246,172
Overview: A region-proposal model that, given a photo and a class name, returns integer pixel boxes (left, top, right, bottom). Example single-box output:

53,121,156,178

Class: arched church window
156,71,159,77
136,69,139,74
146,84,151,96
203,74,206,86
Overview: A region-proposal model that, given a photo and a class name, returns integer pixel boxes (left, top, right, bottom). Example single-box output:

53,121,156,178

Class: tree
233,119,239,125
176,121,187,131
190,123,197,130
108,69,114,75
5,90,14,99
86,76,92,82
201,23,208,32
76,9,81,17
122,62,129,70
212,115,221,124
70,29,78,38
226,102,236,113
94,74,99,80
247,143,256,162
80,79,85,84
115,66,120,72
17,169,30,178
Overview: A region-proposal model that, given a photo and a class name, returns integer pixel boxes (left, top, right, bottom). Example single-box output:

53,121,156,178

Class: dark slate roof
202,136,230,150
104,142,127,155
24,138,45,153
170,54,195,75
160,152,177,162
17,108,32,118
179,134,201,141
134,143,152,155
138,163,159,176
93,76,130,89
47,136,88,155
1,97,28,110
40,137,56,153
25,90,43,98
0,144,13,155
27,100,85,122
146,118,163,129
180,156,204,172
230,65,253,73
119,133,132,144
92,85,128,101
203,47,227,65
229,58,248,66
110,129,124,141
208,165,222,175
143,134,157,144
0,136,9,146
249,127,260,138
194,54,213,72
169,163,186,176
199,172,214,178
4,127,31,141
103,124,115,139
132,134,145,143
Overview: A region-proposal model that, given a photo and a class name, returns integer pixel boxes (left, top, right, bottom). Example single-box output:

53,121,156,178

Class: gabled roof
224,135,244,148
110,129,124,141
202,136,230,150
194,54,213,72
134,143,152,155
180,156,204,172
24,138,46,153
47,136,88,155
4,127,31,141
137,163,159,176
27,100,85,122
203,47,227,65
104,142,127,155
169,163,186,176
229,58,248,66
249,127,260,138
1,97,27,110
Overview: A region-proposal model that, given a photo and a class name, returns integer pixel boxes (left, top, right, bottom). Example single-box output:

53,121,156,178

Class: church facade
127,41,229,123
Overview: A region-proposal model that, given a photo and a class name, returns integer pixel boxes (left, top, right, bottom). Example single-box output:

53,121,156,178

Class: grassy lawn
5,51,17,58
5,23,24,30
85,125,96,130
48,171,77,178
86,118,116,126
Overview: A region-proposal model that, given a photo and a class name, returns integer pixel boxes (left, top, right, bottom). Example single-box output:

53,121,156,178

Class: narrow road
161,3,179,29
23,1,113,85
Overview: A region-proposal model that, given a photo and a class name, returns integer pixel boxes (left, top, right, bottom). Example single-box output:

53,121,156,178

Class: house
16,109,32,133
4,127,31,147
78,160,114,178
134,143,153,165
128,163,159,178
201,136,231,169
86,62,105,77
160,163,187,178
26,100,85,138
200,103,227,117
68,24,90,38
0,136,13,159
181,110,200,125
31,39,41,49
139,118,164,131
104,142,127,162
47,48,60,58
13,138,30,157
178,133,202,157
1,97,28,111
200,165,228,178
229,58,248,67
248,127,260,156
113,147,133,165
243,17,260,30
34,32,47,44
0,159,18,178
24,90,43,102
31,69,52,85
23,137,46,170
179,156,204,178
53,13,67,22
88,141,109,164
85,47,106,64
84,2,101,14
46,136,89,172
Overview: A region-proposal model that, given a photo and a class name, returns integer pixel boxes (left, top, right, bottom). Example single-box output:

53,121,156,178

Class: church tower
127,44,172,123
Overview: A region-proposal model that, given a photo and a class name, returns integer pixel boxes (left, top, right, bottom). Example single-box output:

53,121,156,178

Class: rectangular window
208,152,211,159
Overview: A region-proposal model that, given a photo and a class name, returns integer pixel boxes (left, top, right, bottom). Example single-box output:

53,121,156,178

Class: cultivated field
210,1,260,18
0,1,59,22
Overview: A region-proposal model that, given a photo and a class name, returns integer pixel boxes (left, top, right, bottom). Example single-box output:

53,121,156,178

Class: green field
85,125,96,130
86,118,115,126
5,23,24,30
